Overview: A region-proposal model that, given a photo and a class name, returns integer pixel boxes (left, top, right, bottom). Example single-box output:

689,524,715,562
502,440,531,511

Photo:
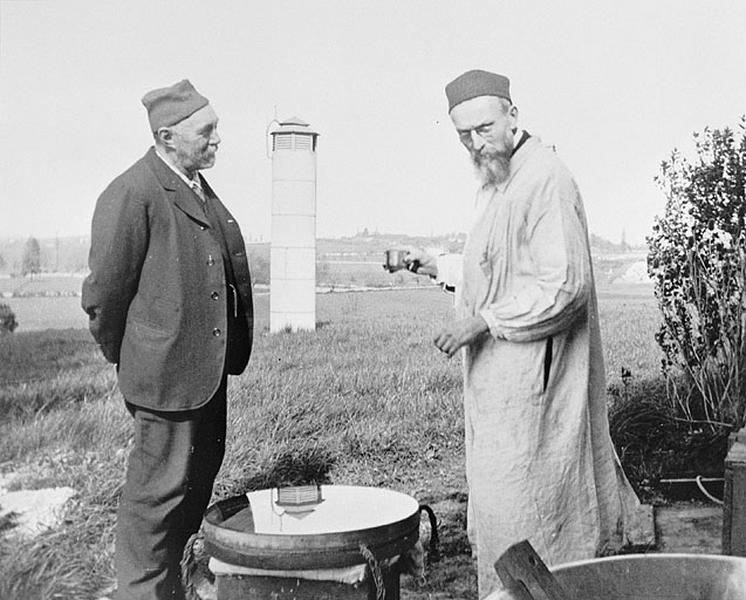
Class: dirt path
655,502,722,554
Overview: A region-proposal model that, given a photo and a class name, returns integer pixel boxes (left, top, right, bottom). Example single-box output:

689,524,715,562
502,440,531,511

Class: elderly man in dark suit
82,79,253,599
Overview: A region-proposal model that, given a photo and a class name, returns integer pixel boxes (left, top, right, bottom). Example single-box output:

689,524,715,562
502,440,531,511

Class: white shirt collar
513,128,526,148
154,148,201,189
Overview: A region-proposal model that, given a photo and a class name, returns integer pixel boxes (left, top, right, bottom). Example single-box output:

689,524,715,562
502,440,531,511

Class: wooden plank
624,504,656,549
494,540,569,600
215,568,400,600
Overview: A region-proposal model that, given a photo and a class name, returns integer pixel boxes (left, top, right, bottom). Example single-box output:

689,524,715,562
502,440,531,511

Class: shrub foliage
648,117,746,428
0,302,17,334
21,236,41,276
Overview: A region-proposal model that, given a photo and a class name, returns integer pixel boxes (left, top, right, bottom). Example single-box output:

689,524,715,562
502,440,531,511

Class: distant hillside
319,231,467,258
0,231,644,278
589,233,645,256
316,230,645,261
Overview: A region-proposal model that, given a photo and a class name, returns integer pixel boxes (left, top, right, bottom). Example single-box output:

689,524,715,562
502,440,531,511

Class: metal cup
383,249,407,272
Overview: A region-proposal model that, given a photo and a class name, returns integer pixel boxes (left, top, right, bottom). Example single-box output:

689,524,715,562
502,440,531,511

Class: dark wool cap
445,70,511,112
141,79,209,131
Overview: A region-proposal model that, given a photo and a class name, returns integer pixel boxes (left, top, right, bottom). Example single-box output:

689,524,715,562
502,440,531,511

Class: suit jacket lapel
145,147,210,227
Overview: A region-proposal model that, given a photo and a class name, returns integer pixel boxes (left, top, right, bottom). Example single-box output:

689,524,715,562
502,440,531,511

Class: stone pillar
269,117,319,333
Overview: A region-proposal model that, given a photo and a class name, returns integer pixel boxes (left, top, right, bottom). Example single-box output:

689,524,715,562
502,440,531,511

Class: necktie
191,179,206,205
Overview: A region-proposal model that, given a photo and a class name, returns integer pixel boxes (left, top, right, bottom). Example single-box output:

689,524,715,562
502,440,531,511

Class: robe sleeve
479,173,590,343
81,181,149,364
434,253,462,293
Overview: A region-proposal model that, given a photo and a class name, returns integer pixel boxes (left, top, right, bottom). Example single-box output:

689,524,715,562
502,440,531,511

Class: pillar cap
270,116,319,137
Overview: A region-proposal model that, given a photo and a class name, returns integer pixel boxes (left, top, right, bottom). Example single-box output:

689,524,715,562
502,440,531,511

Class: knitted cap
141,79,209,131
445,70,511,112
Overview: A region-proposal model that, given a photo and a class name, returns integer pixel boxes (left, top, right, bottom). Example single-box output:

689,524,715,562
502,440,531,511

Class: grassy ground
0,286,662,600
2,296,89,332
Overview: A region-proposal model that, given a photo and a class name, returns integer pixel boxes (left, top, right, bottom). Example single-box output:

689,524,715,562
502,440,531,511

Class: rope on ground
360,543,386,600
181,533,201,600
419,504,440,564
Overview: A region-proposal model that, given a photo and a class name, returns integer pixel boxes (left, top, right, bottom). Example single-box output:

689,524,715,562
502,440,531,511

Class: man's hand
100,341,121,365
434,315,489,358
482,589,525,600
402,247,438,277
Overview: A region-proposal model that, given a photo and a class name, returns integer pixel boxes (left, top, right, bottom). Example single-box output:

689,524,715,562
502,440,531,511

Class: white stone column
269,118,318,332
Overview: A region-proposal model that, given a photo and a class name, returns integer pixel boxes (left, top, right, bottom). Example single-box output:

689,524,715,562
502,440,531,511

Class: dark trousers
115,378,227,600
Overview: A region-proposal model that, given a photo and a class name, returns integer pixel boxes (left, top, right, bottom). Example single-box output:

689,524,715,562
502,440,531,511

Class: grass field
0,275,85,297
0,285,662,599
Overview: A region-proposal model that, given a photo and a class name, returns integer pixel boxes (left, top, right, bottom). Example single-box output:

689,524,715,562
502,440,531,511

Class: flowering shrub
648,118,746,428
0,302,17,335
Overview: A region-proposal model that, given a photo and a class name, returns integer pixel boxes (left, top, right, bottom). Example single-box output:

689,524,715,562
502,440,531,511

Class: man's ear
508,104,519,127
155,127,175,148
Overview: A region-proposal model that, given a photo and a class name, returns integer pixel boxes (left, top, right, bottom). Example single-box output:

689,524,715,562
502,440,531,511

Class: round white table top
218,485,419,536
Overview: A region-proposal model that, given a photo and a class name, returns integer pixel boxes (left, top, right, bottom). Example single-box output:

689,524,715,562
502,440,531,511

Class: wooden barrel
203,485,420,570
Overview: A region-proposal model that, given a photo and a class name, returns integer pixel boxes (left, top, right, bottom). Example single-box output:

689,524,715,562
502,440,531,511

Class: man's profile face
165,105,221,173
450,96,517,186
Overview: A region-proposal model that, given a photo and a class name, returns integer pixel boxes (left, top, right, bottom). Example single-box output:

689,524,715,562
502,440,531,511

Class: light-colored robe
445,136,639,597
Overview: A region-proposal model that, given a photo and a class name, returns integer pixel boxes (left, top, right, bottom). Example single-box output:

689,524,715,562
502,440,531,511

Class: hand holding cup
383,247,438,276
383,249,409,273
402,247,438,277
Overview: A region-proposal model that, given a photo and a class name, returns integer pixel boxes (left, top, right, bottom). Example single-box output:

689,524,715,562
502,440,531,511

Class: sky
1,1,745,245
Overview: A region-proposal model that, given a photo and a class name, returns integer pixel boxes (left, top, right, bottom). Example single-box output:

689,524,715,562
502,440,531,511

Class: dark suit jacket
82,147,253,411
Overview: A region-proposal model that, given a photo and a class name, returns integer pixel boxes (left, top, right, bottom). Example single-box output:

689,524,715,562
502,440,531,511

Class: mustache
471,147,508,164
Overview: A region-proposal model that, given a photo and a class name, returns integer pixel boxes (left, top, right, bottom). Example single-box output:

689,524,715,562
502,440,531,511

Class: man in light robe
405,69,639,598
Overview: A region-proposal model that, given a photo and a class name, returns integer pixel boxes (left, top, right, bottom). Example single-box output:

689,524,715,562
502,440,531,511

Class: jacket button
212,328,222,337
207,255,215,266
211,291,219,300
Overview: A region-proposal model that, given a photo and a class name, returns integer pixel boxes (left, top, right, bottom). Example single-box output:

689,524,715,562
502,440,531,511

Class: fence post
723,428,746,555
